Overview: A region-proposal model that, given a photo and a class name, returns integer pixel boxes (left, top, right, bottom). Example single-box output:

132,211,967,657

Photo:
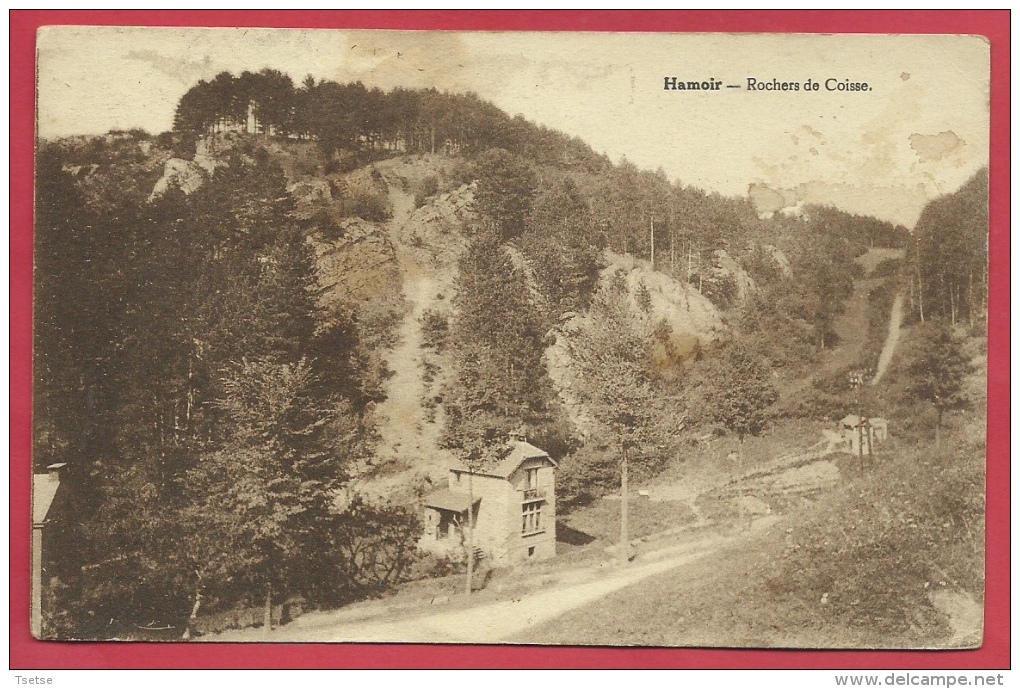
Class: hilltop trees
173,74,609,170
174,69,297,138
908,168,988,327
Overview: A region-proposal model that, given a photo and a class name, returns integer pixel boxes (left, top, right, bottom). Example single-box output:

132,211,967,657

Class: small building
420,440,557,565
840,415,889,456
32,463,67,638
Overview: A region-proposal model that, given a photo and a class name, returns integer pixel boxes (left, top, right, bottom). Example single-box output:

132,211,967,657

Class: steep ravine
353,167,473,500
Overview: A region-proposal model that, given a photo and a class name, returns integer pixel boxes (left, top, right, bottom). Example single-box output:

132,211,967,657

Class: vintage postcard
30,26,991,651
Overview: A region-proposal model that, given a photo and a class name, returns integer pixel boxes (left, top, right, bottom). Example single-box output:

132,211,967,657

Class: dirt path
355,182,457,498
872,292,904,385
209,519,781,643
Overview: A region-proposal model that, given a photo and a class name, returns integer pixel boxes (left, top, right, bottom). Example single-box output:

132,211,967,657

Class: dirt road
209,518,780,643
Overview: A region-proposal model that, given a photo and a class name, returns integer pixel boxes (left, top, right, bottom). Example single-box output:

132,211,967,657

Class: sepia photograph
29,24,992,651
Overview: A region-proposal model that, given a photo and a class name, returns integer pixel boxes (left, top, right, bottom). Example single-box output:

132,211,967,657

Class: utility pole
465,467,475,595
649,216,655,269
620,446,629,563
849,369,871,473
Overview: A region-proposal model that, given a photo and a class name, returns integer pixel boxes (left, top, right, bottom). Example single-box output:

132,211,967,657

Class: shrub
414,174,441,208
420,310,450,352
694,269,738,308
314,496,423,605
345,188,391,222
763,440,984,634
556,445,622,510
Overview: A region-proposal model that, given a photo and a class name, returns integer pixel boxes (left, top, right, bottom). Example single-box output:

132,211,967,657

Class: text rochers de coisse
663,76,872,92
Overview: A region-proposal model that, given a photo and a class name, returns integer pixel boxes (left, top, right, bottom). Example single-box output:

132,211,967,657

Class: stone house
420,440,557,564
32,463,68,638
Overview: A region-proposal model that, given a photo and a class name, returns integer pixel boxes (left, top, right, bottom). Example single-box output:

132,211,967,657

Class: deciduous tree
906,321,972,448
698,342,778,461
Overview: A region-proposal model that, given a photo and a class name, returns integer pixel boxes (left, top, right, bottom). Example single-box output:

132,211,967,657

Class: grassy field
516,428,985,648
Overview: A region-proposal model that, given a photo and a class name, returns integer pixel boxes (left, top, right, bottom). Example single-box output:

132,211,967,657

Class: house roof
451,441,557,479
33,474,61,525
425,489,481,513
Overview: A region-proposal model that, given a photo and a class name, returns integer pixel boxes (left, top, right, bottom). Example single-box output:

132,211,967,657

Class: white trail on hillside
356,178,457,498
872,292,904,385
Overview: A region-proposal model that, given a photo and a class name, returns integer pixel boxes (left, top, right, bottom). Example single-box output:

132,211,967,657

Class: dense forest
34,71,983,639
906,168,989,327
35,140,415,636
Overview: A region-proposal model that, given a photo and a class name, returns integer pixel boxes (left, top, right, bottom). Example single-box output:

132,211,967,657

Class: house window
522,502,542,534
525,467,539,491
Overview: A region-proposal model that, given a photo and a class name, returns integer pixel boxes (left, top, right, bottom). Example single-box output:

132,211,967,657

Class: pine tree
473,148,537,240
443,230,555,468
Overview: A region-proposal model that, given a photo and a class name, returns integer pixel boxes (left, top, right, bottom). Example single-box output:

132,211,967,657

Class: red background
9,10,1010,670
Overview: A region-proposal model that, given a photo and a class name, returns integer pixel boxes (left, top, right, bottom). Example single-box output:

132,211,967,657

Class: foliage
34,143,383,634
764,441,984,634
419,309,450,353
556,445,623,509
741,233,859,354
690,341,778,449
342,187,392,222
741,243,787,287
519,175,603,320
692,265,738,309
441,229,565,468
906,168,988,326
315,496,423,604
174,74,612,171
414,174,440,208
905,321,972,432
472,148,537,240
185,356,347,608
557,275,686,500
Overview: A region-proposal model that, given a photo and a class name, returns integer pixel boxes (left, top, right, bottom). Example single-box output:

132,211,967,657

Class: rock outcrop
546,251,729,438
602,251,729,343
149,157,208,200
310,218,400,312
711,249,757,303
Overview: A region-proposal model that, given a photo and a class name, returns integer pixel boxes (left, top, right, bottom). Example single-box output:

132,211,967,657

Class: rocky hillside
547,251,729,439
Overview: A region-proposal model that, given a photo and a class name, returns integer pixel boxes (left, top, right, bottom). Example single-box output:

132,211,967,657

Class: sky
36,27,989,228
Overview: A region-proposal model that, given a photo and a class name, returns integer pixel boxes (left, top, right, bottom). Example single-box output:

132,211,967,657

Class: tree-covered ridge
906,167,988,327
170,69,910,267
173,70,610,171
